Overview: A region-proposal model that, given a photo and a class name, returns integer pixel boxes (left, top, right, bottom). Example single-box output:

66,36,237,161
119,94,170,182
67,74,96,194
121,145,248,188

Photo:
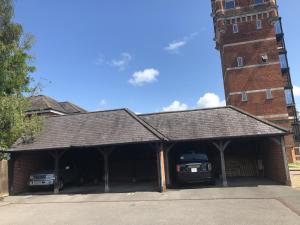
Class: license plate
191,168,198,173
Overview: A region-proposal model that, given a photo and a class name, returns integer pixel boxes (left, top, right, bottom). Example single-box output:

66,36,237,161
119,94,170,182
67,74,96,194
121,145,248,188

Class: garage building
8,106,290,195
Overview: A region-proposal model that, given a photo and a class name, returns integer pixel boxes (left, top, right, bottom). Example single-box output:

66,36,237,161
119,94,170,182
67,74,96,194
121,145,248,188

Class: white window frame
236,57,244,67
256,20,262,30
233,24,239,33
266,89,273,100
241,92,248,102
225,0,236,9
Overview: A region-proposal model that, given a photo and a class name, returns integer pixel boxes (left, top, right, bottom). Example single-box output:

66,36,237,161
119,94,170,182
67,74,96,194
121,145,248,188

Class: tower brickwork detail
211,0,300,162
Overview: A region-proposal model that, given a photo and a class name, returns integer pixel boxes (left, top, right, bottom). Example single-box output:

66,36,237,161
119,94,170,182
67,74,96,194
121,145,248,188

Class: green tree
0,0,42,153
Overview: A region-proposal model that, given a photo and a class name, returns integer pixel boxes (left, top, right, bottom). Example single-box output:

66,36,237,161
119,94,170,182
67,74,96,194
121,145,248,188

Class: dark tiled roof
10,109,162,151
10,106,286,152
139,106,286,141
59,102,88,114
29,95,87,114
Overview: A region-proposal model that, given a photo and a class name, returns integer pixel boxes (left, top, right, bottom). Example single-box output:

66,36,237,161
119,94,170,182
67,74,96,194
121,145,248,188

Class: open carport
8,106,291,195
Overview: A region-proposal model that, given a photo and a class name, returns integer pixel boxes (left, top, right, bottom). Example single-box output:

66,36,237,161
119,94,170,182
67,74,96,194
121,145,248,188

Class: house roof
139,106,287,141
29,95,87,114
9,106,287,152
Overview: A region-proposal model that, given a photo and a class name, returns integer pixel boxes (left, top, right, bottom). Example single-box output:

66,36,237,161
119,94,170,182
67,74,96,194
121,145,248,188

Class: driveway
0,185,300,225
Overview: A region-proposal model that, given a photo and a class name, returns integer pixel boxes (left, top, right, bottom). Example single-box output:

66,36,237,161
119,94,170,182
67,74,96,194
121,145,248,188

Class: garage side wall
11,152,47,194
261,138,287,184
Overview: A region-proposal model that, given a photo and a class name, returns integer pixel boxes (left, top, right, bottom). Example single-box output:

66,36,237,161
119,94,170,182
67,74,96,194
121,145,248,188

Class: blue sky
14,0,300,113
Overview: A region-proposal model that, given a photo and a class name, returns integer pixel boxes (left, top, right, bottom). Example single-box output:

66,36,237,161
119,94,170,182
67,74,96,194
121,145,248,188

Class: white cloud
164,32,199,54
197,93,226,109
163,101,188,112
100,99,107,106
164,41,186,52
294,85,300,97
110,52,132,70
129,68,159,86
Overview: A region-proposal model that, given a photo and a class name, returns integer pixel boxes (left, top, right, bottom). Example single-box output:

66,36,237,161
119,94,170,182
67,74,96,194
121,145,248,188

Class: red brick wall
212,0,298,162
261,138,287,184
12,152,50,194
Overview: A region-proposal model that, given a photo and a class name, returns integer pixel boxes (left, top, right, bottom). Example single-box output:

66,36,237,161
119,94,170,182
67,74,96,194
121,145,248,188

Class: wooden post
49,150,66,194
99,149,113,193
212,141,231,187
54,153,60,194
281,137,291,185
157,143,166,192
164,143,175,187
103,151,109,193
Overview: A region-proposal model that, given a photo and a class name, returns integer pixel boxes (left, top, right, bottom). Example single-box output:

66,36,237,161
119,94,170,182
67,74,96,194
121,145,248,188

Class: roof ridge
124,108,169,141
228,105,289,132
139,106,230,116
46,108,128,118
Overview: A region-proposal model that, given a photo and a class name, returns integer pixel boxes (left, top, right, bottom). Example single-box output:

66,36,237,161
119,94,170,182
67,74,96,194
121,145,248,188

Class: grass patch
289,163,300,170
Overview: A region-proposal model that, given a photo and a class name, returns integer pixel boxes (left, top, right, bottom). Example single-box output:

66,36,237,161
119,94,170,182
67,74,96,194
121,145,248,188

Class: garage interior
10,143,161,195
166,137,289,188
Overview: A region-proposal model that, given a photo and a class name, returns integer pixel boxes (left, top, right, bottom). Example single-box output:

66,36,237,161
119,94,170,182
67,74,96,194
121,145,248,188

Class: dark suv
28,164,79,190
176,152,214,185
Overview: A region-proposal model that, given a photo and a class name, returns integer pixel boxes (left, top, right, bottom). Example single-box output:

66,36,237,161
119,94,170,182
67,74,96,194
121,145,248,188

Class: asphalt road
0,185,300,225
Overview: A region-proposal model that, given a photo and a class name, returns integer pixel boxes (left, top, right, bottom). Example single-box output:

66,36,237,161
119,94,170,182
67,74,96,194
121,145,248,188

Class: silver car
28,165,78,190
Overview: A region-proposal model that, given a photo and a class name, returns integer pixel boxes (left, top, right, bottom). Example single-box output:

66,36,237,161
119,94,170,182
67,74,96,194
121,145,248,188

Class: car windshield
179,152,208,162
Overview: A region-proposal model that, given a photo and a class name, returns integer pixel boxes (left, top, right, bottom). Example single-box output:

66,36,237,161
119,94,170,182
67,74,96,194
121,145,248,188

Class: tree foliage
0,0,42,152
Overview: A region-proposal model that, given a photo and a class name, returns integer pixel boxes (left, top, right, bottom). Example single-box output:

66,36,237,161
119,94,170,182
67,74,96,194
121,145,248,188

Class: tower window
252,0,264,5
241,92,248,102
279,54,288,69
266,89,273,100
285,89,294,106
261,54,268,63
233,24,239,33
225,0,235,9
236,57,244,67
274,20,283,35
256,20,262,29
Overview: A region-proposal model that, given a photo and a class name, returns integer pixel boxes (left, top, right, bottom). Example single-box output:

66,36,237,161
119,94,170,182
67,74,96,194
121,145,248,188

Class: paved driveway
0,185,300,225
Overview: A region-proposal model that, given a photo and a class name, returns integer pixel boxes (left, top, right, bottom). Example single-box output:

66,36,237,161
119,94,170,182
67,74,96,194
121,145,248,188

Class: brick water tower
210,0,300,162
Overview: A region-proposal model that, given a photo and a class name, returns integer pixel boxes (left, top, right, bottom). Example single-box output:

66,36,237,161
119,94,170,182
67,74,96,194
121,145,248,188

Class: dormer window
225,0,235,9
233,24,239,33
252,0,264,5
256,20,262,30
261,54,268,63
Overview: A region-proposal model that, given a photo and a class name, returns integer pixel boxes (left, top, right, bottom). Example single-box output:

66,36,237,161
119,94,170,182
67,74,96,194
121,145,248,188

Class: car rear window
179,153,208,162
